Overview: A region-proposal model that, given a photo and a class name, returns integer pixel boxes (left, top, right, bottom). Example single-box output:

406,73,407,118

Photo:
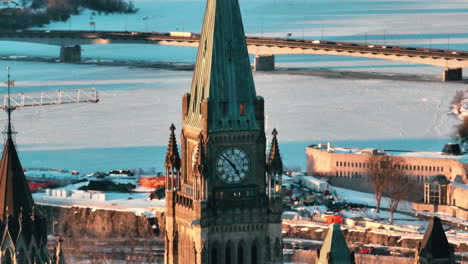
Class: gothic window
18,248,28,263
222,102,228,116
251,242,258,264
240,103,245,116
211,246,217,264
30,249,38,264
226,243,232,264
274,238,281,259
237,244,243,264
265,238,271,261
3,249,13,264
173,231,179,260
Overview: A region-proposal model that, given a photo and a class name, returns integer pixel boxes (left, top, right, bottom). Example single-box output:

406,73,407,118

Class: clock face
216,147,250,184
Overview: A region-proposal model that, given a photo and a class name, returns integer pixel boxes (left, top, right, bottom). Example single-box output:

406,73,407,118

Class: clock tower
164,0,283,262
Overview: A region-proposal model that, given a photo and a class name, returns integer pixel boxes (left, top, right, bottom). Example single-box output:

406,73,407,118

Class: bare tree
450,90,466,115
385,173,412,224
455,117,468,152
366,155,406,213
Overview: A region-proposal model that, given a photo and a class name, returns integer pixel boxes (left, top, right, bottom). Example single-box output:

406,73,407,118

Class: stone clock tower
164,0,283,263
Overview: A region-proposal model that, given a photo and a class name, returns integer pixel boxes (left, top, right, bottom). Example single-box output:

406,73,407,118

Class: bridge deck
0,30,467,68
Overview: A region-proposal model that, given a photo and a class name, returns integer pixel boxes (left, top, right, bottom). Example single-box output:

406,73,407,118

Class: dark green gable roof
318,223,354,264
0,136,34,222
185,0,259,132
418,216,454,263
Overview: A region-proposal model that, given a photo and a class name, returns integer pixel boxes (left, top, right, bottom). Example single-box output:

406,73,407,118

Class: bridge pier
254,54,275,71
60,45,81,62
443,67,462,81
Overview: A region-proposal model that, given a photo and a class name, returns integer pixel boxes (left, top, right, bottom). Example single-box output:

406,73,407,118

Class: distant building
306,143,467,200
424,175,450,205
419,175,468,219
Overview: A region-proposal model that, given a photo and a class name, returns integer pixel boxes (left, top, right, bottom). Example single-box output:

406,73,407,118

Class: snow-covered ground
0,0,467,174
33,181,165,218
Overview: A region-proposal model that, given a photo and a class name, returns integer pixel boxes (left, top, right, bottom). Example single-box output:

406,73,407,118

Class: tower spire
0,67,33,222
165,124,181,191
165,124,181,170
183,0,259,132
267,128,283,173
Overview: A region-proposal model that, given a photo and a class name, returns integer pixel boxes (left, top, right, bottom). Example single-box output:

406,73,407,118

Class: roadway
1,30,467,79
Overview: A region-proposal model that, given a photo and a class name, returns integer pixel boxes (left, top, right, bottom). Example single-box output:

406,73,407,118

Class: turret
165,124,181,191
267,128,283,199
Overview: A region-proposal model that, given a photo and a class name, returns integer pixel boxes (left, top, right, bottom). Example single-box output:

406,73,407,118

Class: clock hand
222,155,240,175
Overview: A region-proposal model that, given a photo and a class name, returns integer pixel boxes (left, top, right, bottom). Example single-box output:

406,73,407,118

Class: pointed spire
193,133,205,175
418,216,454,262
165,124,181,170
184,0,259,132
318,223,354,264
0,134,34,222
267,128,283,174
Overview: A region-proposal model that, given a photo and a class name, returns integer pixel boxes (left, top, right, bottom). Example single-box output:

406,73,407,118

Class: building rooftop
426,174,450,184
418,216,454,261
308,143,468,163
318,223,353,264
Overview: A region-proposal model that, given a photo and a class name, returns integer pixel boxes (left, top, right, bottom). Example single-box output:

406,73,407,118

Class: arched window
225,244,232,264
265,238,271,261
251,243,257,264
211,246,217,264
237,244,243,264
3,249,13,264
18,248,28,263
274,238,281,259
30,248,38,264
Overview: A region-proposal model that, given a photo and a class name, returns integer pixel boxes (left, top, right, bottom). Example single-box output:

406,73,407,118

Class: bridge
0,30,467,81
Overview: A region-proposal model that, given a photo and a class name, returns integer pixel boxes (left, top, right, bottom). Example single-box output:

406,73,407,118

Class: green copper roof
418,216,454,261
318,223,353,264
184,0,259,132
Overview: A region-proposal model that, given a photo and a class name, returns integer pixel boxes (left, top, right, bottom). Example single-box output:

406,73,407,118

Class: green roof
418,216,454,262
318,223,353,264
184,0,259,132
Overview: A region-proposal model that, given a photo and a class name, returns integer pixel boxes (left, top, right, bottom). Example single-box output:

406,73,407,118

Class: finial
272,128,278,137
3,66,16,140
165,123,181,170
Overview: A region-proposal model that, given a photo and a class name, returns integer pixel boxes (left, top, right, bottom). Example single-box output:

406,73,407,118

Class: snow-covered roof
310,144,468,163
302,176,328,184
450,182,468,190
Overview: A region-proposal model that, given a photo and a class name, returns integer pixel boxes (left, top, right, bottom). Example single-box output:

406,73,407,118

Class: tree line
0,0,138,30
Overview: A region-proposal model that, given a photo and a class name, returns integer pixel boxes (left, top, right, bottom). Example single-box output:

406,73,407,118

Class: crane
0,88,99,109
2,67,99,136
